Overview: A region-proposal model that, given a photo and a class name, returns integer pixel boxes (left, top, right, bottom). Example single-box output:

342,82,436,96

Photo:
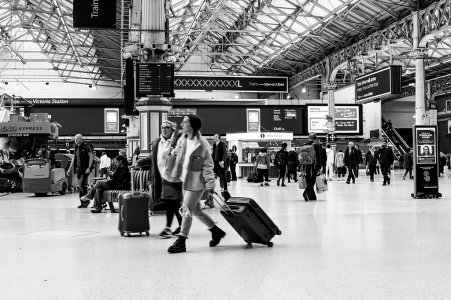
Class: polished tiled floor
1,170,451,299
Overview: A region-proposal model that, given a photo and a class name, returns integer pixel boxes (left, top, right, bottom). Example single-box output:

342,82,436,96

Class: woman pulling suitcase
167,114,226,254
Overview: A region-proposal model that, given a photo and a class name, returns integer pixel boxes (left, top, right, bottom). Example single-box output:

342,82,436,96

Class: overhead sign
29,98,123,106
73,0,117,29
355,65,402,103
307,105,361,134
136,63,175,98
226,132,293,141
0,122,58,137
174,76,288,93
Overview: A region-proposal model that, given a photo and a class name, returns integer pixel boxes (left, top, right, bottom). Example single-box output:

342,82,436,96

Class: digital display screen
136,63,175,97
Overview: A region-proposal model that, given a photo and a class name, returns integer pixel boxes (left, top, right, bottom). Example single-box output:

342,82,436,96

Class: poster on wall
416,127,436,164
307,105,361,134
105,108,119,133
247,109,260,132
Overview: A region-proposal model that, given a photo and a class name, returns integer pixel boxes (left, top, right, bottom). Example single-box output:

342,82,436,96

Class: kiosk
226,132,293,178
411,125,441,198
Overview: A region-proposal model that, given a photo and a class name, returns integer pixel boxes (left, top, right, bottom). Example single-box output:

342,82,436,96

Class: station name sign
174,76,288,93
355,65,402,103
73,0,117,29
28,98,123,106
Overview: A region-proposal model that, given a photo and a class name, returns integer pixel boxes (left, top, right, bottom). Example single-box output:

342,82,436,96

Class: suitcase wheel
126,233,131,237
276,230,282,235
146,231,150,236
139,232,142,235
120,231,124,236
267,242,273,247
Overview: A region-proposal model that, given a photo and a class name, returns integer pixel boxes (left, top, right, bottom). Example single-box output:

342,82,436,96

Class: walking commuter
81,155,130,213
255,148,270,186
439,152,446,176
344,142,358,184
335,149,345,181
168,115,226,254
403,148,414,180
228,147,238,181
325,143,334,181
302,132,323,201
274,143,288,186
67,134,94,208
147,120,184,238
365,145,378,182
286,150,299,183
354,144,363,180
212,133,229,199
377,140,394,186
99,151,111,178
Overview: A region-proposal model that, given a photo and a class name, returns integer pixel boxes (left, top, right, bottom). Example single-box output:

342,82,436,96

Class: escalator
381,116,412,161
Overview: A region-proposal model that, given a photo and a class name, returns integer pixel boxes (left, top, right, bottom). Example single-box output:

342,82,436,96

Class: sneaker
172,227,181,235
281,183,286,187
159,228,173,239
80,195,91,202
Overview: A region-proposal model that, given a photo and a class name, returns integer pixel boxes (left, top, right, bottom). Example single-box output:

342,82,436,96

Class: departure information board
136,63,175,97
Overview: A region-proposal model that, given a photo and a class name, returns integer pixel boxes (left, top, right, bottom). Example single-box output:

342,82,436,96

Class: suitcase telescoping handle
211,191,236,216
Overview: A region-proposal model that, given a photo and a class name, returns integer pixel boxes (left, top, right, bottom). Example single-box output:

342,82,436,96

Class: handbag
164,135,180,180
298,171,307,189
315,174,328,193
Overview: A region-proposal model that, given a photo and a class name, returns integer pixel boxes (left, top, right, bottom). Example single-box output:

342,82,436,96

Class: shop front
226,132,293,178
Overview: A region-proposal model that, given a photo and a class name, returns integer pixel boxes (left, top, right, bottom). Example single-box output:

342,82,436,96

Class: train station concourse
1,0,451,299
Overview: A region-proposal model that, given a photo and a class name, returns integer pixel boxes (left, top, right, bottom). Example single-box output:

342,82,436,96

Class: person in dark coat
365,145,378,182
82,155,130,213
228,147,238,181
212,133,229,197
286,150,299,183
354,144,363,180
376,140,394,186
274,143,288,186
344,142,358,184
302,133,324,201
403,148,414,180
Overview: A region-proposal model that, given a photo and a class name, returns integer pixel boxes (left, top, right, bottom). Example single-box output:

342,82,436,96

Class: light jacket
255,152,271,169
172,132,215,191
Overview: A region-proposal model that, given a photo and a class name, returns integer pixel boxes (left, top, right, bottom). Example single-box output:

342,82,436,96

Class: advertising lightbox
307,105,361,134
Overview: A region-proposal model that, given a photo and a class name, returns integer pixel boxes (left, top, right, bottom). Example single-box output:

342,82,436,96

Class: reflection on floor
1,169,451,299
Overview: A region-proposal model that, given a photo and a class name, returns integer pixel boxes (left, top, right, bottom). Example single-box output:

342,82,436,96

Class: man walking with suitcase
302,133,324,201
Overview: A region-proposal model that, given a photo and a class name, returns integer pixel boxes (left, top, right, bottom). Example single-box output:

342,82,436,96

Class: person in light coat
167,114,226,254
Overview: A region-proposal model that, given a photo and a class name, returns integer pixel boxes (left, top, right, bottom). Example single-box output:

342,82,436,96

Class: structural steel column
136,0,172,155
326,81,337,156
412,12,427,125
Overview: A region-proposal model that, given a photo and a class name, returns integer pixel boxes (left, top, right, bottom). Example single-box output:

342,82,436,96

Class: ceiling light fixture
234,93,239,99
301,86,307,93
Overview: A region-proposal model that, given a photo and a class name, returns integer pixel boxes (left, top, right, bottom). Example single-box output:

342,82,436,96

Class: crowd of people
66,115,451,254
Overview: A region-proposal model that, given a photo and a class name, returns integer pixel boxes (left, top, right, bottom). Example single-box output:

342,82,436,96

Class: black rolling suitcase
118,170,150,237
212,193,281,247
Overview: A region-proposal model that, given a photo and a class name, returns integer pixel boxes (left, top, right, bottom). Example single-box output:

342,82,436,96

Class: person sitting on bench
81,155,131,213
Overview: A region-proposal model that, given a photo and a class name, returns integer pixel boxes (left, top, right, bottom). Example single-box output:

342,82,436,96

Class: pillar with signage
412,125,441,198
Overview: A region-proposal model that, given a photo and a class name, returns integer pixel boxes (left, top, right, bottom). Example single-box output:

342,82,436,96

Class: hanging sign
355,65,402,103
73,0,117,29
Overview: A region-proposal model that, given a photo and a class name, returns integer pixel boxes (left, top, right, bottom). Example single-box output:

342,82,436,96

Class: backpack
299,145,316,165
275,151,287,166
335,152,344,168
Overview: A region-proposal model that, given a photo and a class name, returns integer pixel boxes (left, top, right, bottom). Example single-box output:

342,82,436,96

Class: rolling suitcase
212,193,281,247
118,170,150,237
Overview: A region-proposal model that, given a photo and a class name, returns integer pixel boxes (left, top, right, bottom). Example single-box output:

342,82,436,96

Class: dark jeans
277,165,287,183
287,170,297,182
403,167,413,179
230,163,237,181
303,165,317,200
86,180,113,208
257,168,269,183
165,200,182,228
337,166,346,178
375,166,380,174
214,161,227,191
346,166,355,183
368,165,376,180
354,165,359,178
381,163,391,183
77,172,90,198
